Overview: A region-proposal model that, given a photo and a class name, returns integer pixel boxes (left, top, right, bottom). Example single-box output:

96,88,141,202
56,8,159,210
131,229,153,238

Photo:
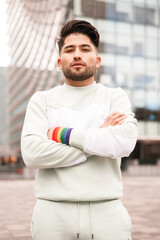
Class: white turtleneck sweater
21,82,138,201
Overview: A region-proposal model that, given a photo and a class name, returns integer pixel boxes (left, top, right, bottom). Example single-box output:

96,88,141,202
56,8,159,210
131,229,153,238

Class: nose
73,49,81,61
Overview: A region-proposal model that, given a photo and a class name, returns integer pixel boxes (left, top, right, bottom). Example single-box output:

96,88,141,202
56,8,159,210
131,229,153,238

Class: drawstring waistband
77,202,80,238
76,202,94,239
89,202,94,239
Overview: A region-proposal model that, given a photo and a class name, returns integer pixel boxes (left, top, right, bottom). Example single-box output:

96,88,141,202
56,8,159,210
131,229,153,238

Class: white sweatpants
31,199,132,240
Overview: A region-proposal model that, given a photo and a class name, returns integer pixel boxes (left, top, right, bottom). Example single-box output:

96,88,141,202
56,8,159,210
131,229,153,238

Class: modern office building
6,0,73,165
74,0,160,164
5,0,160,170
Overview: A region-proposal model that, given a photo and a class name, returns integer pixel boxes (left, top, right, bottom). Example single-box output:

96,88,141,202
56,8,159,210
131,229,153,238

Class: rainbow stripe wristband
52,127,73,145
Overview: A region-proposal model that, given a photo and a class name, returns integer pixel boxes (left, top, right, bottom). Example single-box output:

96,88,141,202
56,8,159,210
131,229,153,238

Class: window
82,0,107,19
134,74,146,88
116,72,128,87
106,2,116,20
81,0,131,22
134,42,144,56
147,0,157,5
116,1,131,22
116,56,131,87
146,38,158,58
132,89,145,109
146,26,158,38
134,6,156,25
146,91,159,111
133,24,145,36
99,42,115,54
116,34,131,55
133,57,145,74
99,53,115,67
99,66,115,87
133,74,156,89
116,22,131,34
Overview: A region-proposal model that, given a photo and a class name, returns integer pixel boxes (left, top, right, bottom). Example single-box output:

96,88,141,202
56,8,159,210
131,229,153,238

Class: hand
101,112,127,128
47,128,54,139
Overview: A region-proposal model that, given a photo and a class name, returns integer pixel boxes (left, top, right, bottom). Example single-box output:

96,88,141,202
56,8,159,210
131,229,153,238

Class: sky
0,0,10,67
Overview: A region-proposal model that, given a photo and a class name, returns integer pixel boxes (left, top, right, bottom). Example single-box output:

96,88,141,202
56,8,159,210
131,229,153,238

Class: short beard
62,66,96,81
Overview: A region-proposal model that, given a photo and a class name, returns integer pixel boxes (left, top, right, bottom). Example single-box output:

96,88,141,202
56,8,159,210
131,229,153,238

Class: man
21,20,138,240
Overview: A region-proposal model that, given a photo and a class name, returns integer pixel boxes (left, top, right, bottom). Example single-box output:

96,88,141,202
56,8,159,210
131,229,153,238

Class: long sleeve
21,84,129,202
21,92,88,169
69,88,138,158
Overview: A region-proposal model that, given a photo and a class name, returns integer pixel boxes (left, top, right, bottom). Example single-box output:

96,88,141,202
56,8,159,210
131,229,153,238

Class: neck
65,77,94,87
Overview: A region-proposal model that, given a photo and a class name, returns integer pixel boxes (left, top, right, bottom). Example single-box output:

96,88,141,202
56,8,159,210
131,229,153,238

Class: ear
57,58,62,70
96,56,101,70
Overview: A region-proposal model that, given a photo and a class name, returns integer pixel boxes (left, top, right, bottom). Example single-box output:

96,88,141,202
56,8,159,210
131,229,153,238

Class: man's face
57,33,101,82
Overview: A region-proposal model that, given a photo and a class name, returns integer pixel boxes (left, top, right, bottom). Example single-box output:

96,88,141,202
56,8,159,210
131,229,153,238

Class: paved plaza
0,175,160,240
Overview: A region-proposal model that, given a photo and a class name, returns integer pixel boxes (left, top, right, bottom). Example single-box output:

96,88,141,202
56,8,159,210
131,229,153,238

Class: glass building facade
7,0,73,159
74,0,160,164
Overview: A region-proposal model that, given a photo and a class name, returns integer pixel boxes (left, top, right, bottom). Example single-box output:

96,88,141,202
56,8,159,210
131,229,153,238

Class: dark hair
57,20,100,53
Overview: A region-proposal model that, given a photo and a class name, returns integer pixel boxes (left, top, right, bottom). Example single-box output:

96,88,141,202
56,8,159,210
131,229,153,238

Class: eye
66,49,73,53
82,48,89,52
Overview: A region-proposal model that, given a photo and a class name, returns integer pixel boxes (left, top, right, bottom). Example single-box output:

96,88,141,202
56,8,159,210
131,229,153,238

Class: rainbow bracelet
52,127,73,145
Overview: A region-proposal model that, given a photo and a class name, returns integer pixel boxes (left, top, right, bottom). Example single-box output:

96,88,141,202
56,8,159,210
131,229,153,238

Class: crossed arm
21,90,138,169
47,112,126,139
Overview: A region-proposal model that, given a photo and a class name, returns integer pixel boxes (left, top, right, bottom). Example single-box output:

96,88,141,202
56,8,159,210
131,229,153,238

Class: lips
71,62,85,67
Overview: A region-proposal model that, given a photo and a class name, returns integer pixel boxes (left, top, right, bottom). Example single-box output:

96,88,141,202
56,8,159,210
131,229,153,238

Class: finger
107,112,125,121
114,116,126,124
116,119,126,125
47,128,54,139
109,114,126,126
105,113,119,124
112,112,125,118
102,113,126,127
107,112,120,119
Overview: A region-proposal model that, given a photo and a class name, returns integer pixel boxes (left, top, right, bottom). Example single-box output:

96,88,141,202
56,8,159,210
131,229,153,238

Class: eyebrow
64,44,91,50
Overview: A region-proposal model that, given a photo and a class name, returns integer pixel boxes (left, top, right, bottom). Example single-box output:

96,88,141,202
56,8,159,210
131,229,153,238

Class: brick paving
0,176,160,240
122,176,160,240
